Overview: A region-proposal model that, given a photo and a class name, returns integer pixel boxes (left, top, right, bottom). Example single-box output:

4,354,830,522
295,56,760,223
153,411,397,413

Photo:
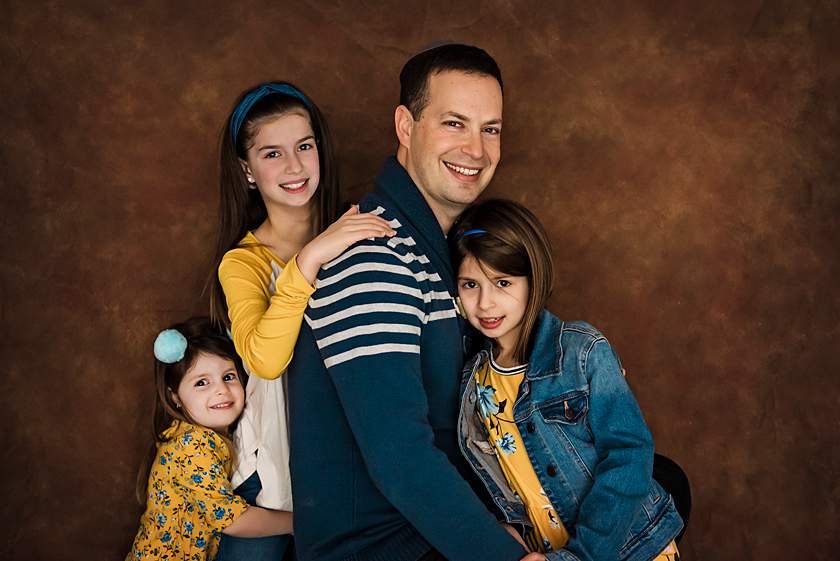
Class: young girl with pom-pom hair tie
127,317,292,561
208,82,395,560
451,200,684,561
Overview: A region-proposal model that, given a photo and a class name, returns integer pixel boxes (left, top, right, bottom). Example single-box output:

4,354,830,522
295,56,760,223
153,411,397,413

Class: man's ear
395,105,414,150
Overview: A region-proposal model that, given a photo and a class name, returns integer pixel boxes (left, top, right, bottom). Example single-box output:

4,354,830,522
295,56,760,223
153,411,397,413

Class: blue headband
457,228,488,241
229,83,313,144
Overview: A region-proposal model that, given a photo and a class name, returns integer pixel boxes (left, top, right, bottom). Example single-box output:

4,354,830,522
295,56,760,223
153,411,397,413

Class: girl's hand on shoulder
297,205,396,283
519,554,547,561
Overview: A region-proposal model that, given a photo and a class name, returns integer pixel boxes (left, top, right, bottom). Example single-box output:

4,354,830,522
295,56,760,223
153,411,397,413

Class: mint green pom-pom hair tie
154,329,188,364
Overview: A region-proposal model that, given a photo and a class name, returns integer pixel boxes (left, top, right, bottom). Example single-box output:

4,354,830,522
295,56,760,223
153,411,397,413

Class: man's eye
444,121,463,128
483,126,501,135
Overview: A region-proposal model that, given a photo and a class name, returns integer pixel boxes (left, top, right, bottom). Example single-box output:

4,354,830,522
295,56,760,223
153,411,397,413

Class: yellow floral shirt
126,421,248,560
475,356,570,553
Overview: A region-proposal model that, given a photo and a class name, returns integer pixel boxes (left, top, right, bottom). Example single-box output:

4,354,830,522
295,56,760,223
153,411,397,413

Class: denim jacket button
526,421,535,433
547,464,558,477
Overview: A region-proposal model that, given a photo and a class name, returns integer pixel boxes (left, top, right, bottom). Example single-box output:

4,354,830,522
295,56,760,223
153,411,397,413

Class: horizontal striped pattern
306,207,457,370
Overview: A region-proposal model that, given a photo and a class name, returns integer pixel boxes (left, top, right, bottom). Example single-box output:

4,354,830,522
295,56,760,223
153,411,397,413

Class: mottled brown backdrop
2,1,838,560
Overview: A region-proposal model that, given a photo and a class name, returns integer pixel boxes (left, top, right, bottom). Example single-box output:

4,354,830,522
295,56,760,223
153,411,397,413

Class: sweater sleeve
306,242,526,561
549,338,655,561
219,251,315,379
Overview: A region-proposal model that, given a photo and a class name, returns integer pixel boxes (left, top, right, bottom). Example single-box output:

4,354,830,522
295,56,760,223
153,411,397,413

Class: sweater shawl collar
372,156,456,292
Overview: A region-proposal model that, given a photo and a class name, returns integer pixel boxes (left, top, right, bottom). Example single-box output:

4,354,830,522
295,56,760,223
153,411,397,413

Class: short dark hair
399,43,503,119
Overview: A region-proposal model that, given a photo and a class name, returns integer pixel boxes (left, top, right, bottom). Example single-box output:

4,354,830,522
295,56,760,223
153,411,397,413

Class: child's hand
297,205,396,283
519,554,547,561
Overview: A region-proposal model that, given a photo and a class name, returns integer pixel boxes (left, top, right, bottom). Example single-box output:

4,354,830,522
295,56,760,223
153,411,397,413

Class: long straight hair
450,199,555,363
208,82,341,326
135,317,247,504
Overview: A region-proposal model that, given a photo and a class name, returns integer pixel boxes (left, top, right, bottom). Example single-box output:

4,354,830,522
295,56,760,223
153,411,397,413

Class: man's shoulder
320,205,432,281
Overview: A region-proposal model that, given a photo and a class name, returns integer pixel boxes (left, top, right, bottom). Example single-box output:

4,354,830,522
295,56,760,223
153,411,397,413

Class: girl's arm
220,251,315,379
176,428,288,537
222,506,292,537
553,338,655,561
219,206,394,380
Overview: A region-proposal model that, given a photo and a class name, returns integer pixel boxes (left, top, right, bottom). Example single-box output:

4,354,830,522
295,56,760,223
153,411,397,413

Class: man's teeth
445,163,480,176
282,180,306,189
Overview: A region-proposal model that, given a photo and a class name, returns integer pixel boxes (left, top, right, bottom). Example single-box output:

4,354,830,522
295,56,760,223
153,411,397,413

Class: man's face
400,70,503,230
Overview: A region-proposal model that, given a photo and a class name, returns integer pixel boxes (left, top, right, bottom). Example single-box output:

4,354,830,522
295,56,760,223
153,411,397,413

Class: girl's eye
223,372,238,382
265,150,281,159
298,143,313,151
460,280,477,289
194,378,208,387
497,279,512,288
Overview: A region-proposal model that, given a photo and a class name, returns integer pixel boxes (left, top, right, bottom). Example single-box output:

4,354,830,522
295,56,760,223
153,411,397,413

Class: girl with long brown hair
209,82,394,559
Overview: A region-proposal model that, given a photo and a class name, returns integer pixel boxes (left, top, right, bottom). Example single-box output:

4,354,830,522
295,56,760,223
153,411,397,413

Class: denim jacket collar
479,309,564,381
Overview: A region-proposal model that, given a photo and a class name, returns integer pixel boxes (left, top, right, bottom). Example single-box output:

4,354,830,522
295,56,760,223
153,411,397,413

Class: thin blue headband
457,228,488,241
229,83,312,144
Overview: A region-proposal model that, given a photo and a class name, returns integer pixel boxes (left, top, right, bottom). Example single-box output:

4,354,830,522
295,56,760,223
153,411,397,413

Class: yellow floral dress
126,421,248,560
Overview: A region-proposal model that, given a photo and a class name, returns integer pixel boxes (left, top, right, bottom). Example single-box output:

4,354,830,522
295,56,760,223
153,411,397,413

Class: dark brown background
2,1,838,560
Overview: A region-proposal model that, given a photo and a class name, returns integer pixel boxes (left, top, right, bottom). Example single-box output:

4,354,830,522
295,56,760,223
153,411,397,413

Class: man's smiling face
399,70,503,230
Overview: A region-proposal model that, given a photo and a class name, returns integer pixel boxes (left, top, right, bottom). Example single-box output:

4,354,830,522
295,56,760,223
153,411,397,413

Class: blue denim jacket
458,310,683,561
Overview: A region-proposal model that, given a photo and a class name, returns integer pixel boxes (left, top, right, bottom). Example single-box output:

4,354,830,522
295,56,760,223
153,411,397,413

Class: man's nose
461,130,484,161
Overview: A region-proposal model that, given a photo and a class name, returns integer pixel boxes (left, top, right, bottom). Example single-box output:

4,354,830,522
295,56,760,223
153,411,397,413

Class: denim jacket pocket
538,392,589,425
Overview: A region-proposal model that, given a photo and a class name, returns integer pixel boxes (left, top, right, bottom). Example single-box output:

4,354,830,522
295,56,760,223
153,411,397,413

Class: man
288,44,544,561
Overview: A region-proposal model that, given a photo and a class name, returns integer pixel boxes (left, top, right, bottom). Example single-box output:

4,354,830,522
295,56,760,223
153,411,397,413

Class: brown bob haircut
450,199,554,363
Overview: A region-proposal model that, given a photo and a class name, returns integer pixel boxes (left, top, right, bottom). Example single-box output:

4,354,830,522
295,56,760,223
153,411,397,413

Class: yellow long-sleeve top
217,231,315,510
218,231,316,380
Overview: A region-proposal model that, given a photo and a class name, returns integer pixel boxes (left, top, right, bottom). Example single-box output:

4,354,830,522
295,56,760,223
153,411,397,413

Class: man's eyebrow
257,135,315,150
443,111,471,121
442,111,503,126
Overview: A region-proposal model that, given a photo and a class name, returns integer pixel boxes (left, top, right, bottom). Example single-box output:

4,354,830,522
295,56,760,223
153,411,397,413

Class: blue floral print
496,432,517,454
125,421,247,561
476,383,500,419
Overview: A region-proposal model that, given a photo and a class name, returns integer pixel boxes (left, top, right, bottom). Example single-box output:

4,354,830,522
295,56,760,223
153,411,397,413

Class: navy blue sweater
288,157,525,561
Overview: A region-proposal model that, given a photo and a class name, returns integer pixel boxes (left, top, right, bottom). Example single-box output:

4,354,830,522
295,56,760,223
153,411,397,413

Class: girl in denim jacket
451,200,683,561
